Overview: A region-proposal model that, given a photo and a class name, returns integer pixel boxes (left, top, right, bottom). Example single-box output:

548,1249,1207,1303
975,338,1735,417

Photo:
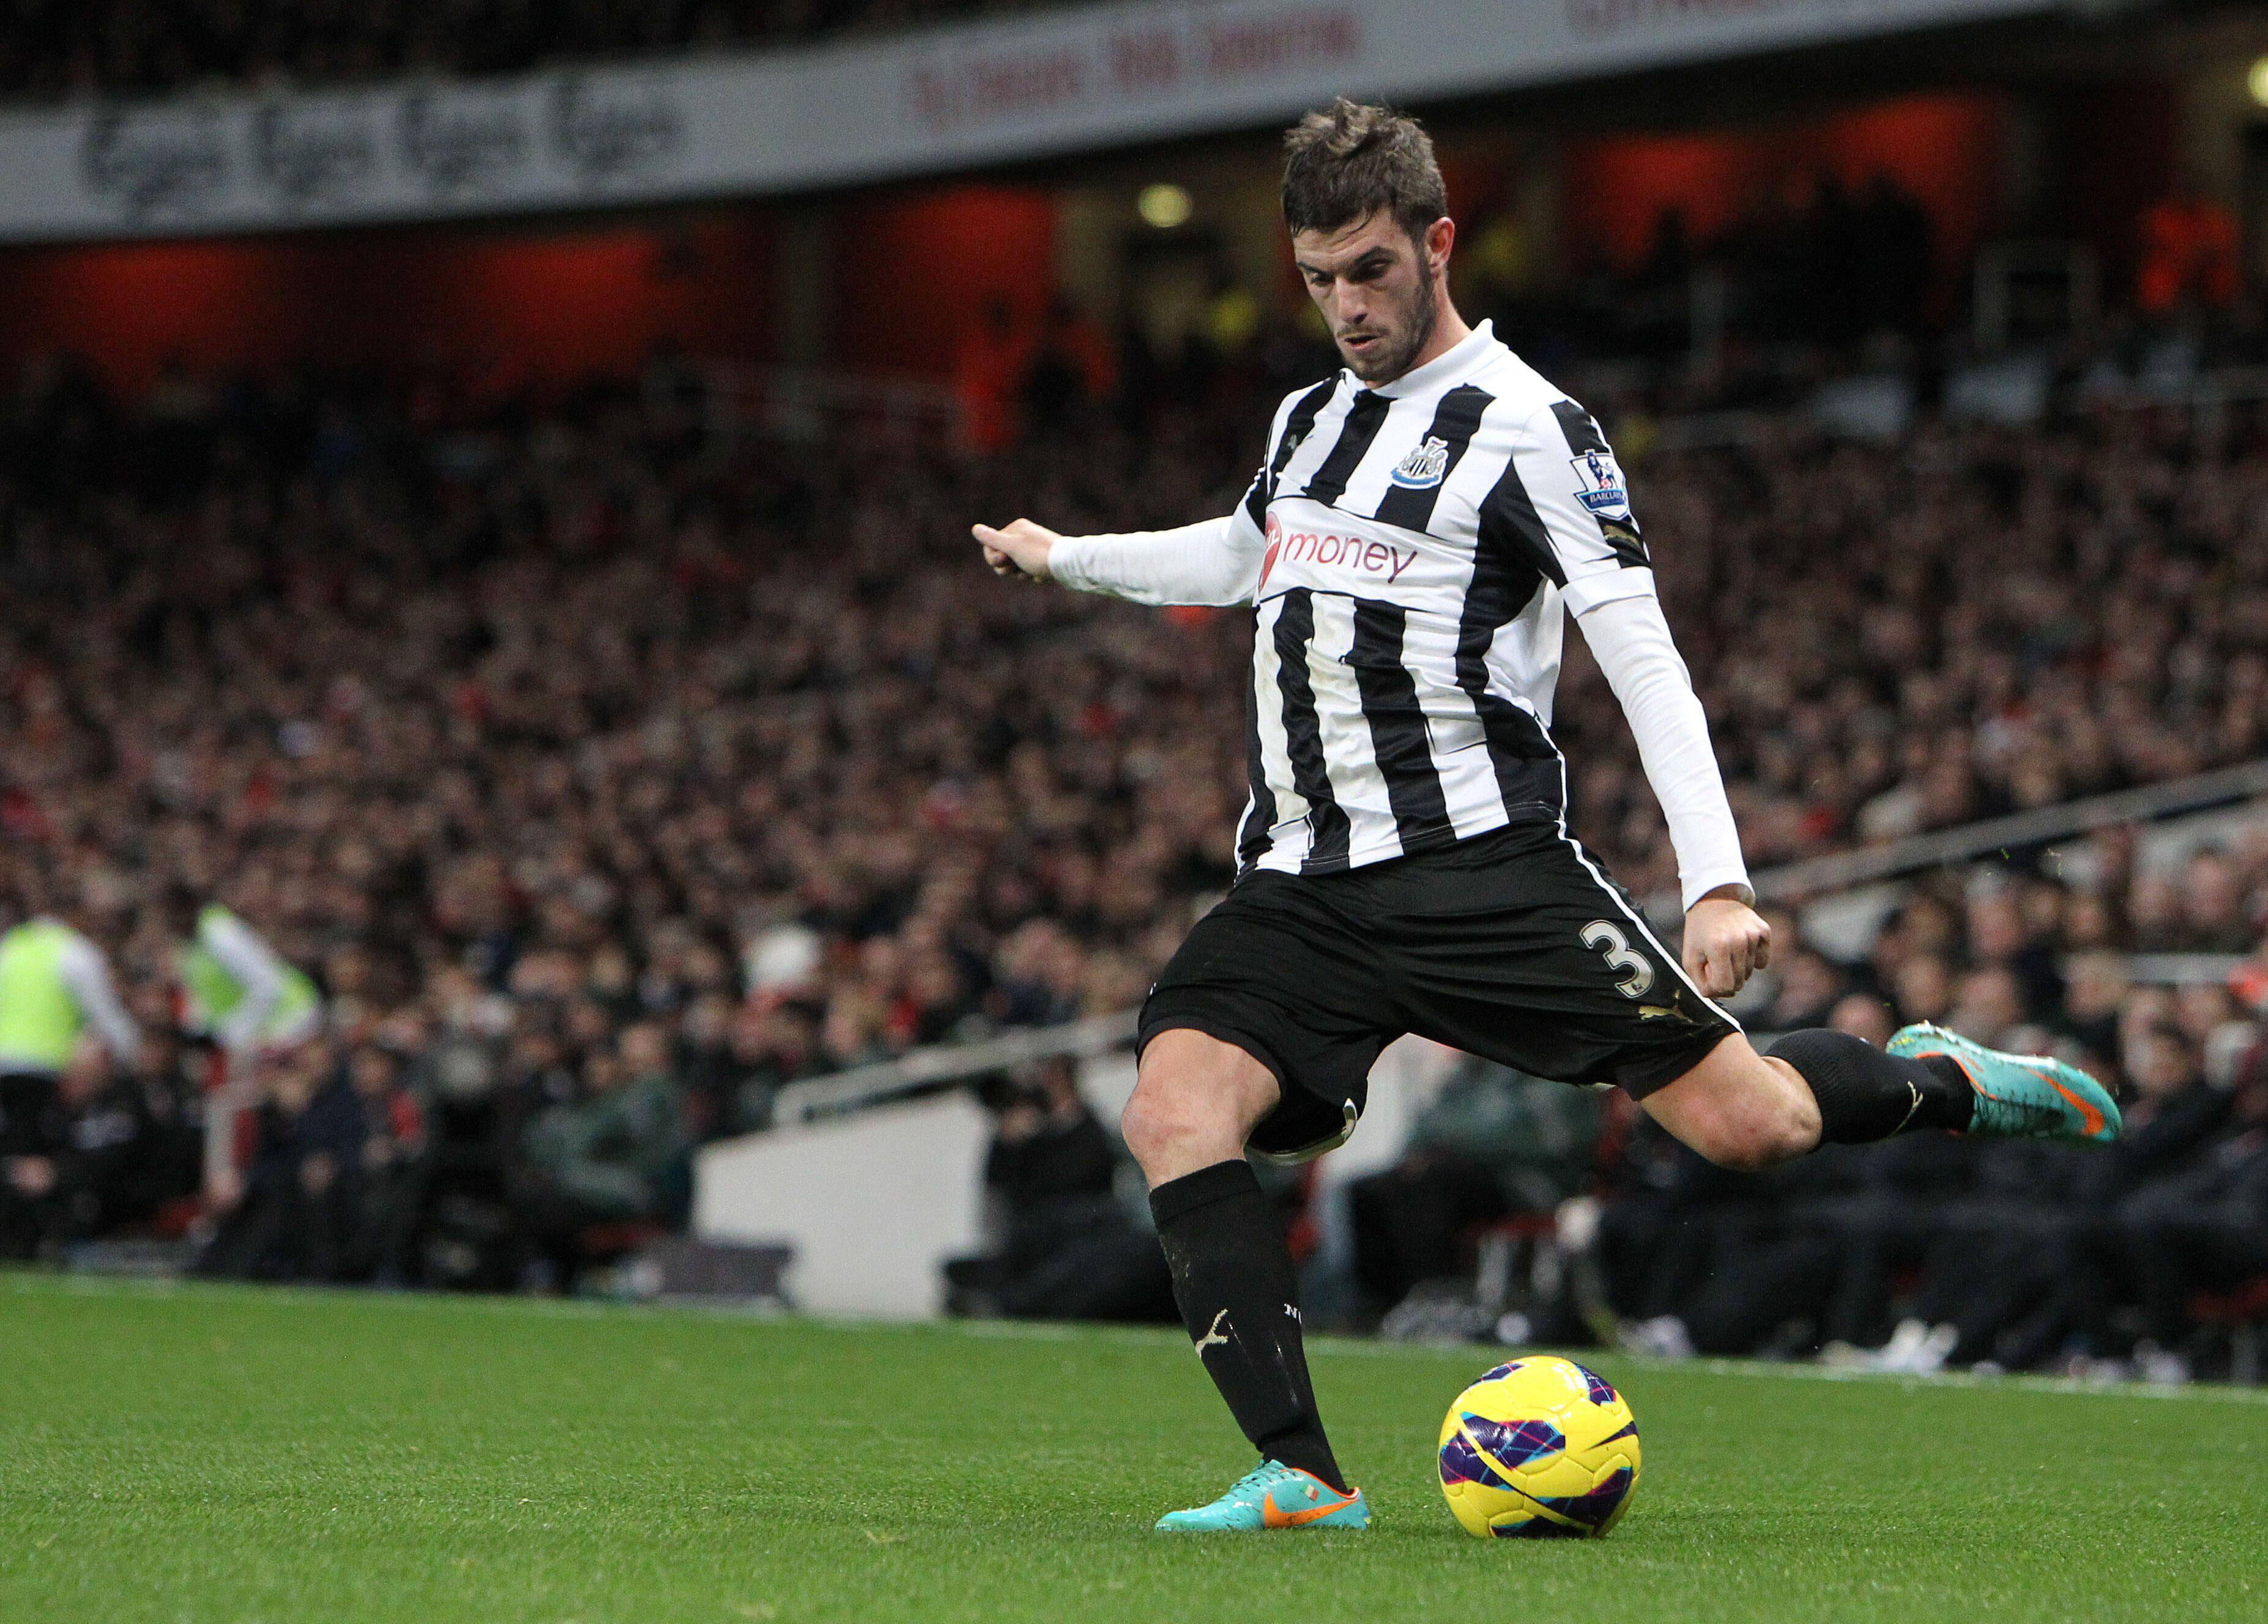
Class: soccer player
972,100,2119,1533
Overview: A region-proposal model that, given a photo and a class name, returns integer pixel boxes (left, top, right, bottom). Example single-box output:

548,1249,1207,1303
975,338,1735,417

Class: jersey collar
1357,319,1498,399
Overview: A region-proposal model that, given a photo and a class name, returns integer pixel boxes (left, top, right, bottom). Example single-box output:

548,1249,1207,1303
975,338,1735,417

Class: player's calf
1126,1027,1349,1499
1645,1026,2119,1174
1641,1034,1824,1171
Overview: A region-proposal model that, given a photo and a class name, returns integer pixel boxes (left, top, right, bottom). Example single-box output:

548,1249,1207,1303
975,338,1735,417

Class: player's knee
1119,1080,1227,1172
1117,1085,1177,1165
1121,1033,1275,1176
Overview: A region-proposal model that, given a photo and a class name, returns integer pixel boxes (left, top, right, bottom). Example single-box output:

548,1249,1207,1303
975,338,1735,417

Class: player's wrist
1039,532,1085,588
1686,879,1755,913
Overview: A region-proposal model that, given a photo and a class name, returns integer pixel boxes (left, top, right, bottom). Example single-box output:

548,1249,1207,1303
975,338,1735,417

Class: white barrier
691,1033,1455,1319
693,1091,991,1318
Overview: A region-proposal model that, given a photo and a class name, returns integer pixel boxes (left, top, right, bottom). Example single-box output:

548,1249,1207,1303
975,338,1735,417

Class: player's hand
1682,891,1770,999
972,517,1060,582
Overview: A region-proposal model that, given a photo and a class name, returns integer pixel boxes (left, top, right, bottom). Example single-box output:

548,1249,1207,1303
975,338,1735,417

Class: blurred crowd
1312,823,2268,1381
0,0,1071,100
1,305,2266,1313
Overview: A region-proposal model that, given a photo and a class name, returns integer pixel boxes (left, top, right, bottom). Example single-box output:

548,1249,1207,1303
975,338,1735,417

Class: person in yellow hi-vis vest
160,888,321,1193
163,889,321,1055
0,913,140,1159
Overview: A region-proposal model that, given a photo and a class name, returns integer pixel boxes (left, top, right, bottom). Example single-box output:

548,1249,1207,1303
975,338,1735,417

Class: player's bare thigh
1637,1032,1823,1173
1120,1027,1282,1187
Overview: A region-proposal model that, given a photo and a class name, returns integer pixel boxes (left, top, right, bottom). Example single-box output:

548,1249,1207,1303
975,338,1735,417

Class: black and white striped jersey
1204,321,1652,875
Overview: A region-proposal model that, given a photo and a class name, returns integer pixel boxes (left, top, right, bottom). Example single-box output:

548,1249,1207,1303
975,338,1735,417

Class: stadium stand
2,300,2266,1368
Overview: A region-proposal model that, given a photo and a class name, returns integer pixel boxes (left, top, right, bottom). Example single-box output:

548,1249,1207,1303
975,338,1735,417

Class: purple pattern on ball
1439,1431,1514,1490
1534,1465,1635,1529
1478,1360,1526,1382
1573,1363,1619,1407
1460,1413,1564,1470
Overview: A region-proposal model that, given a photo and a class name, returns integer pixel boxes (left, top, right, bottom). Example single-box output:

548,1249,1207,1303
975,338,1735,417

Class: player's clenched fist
1682,891,1772,999
972,517,1060,582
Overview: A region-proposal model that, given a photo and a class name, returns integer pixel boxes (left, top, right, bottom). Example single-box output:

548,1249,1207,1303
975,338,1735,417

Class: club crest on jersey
1389,436,1451,489
1570,448,1629,514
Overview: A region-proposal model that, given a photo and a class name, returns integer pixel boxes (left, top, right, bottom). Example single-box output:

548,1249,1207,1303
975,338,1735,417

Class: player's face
1293,211,1446,384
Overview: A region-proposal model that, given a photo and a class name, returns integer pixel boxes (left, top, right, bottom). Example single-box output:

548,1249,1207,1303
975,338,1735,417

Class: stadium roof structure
0,0,2069,243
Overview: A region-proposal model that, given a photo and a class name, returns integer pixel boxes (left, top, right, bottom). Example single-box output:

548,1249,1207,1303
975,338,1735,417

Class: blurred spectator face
2127,874,2181,945
2062,951,2130,1022
565,999,612,1053
1828,994,1895,1047
2181,850,2246,943
1965,891,2026,965
619,1022,669,1080
1771,950,1842,1020
2172,982,2239,1048
266,1047,324,1114
1950,967,2025,1045
349,1045,398,1100
1035,1058,1084,1114
2062,891,2116,950
683,992,735,1048
1893,953,1954,1023
1901,897,1960,957
2125,1026,2198,1100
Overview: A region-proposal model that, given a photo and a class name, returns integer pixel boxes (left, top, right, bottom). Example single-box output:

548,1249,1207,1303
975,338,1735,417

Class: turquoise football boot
1153,1460,1369,1532
1888,1023,2121,1143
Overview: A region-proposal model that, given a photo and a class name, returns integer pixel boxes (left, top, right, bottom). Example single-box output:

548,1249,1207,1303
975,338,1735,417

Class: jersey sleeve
1577,592,1753,911
1047,384,1300,607
1481,399,1655,617
1049,516,1257,606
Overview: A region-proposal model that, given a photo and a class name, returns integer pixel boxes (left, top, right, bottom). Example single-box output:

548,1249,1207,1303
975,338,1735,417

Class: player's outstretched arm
970,513,1260,606
1574,591,1767,999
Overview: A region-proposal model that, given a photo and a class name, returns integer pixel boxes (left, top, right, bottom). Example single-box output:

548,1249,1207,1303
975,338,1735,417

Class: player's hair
1280,98,1447,245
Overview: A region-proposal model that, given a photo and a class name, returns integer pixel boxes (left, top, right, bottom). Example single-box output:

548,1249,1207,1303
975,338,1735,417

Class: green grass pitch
2,1273,2262,1623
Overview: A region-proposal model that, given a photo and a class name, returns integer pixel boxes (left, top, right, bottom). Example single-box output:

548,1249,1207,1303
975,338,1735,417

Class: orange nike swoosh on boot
2031,1067,2107,1137
1262,1489,1356,1527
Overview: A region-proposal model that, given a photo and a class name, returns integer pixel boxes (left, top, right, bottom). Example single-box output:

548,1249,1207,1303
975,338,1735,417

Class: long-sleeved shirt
1047,321,1749,911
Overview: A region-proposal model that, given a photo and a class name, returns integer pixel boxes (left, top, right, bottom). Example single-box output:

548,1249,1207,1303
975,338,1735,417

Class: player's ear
1424,216,1455,277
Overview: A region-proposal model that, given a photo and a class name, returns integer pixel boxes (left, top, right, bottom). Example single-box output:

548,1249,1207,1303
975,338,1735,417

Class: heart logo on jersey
1259,511,1284,592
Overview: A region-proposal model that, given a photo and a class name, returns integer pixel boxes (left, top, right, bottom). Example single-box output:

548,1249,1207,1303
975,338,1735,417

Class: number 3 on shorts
1580,920,1654,998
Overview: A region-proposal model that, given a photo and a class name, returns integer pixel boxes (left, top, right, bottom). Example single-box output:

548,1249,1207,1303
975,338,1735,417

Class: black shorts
1137,817,1739,1160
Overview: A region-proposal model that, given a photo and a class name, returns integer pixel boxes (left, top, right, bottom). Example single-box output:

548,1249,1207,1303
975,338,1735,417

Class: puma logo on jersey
1194,1309,1230,1357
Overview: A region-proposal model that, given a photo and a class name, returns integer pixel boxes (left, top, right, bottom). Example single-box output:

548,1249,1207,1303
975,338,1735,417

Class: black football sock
1148,1159,1347,1494
1767,1028,1974,1142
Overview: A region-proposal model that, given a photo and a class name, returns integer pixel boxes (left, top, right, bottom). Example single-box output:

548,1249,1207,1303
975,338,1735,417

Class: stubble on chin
1342,282,1438,385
